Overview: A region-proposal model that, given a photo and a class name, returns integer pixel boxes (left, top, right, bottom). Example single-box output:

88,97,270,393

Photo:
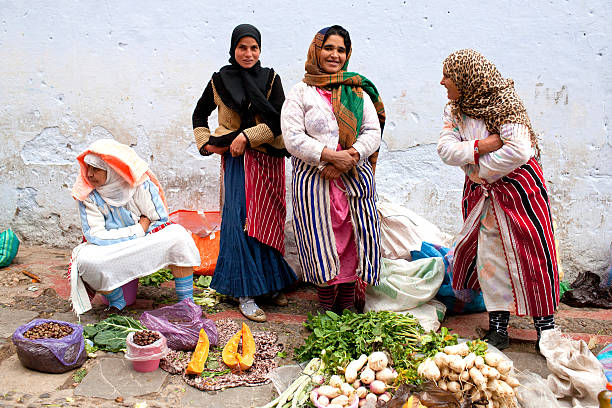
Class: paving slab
0,355,73,393
0,308,38,338
50,311,98,326
74,357,167,399
504,350,551,378
181,383,275,408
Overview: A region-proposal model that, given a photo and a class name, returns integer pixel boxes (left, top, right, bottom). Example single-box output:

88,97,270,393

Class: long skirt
210,153,297,297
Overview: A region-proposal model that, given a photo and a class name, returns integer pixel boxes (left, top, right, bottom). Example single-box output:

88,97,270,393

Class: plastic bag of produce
11,319,87,373
140,298,218,350
124,331,168,361
364,257,445,312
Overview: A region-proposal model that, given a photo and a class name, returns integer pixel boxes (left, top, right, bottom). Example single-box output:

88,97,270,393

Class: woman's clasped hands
320,147,360,180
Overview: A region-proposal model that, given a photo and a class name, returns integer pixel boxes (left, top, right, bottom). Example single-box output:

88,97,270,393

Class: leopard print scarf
443,49,540,160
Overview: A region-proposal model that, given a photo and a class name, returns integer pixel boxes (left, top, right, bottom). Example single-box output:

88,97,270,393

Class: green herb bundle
396,327,459,385
139,268,174,287
83,315,145,352
295,310,423,372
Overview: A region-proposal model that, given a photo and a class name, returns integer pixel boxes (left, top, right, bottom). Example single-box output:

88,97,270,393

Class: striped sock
317,285,335,311
335,281,356,312
488,311,510,337
533,315,555,341
104,287,126,310
174,275,193,301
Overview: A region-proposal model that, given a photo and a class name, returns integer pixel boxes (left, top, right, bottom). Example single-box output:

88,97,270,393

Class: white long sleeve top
280,82,381,167
437,105,534,183
77,179,168,246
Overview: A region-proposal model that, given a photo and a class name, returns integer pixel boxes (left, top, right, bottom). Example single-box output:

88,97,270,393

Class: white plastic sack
377,201,452,260
540,329,607,408
364,257,445,312
515,370,563,408
402,300,447,332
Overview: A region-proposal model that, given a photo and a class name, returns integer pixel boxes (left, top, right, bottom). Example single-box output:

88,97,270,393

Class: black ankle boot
483,330,510,350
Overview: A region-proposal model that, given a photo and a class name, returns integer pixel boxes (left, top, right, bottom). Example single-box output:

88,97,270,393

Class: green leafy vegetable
72,368,87,383
83,315,145,352
396,327,459,385
139,268,174,287
195,275,212,288
295,310,423,373
467,339,488,356
201,369,230,378
419,326,458,357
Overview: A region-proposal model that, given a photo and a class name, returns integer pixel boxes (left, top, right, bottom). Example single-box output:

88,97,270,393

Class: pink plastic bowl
100,279,139,306
131,358,160,373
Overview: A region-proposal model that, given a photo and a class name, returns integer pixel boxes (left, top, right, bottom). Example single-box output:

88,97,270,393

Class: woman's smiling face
319,34,347,74
234,36,260,69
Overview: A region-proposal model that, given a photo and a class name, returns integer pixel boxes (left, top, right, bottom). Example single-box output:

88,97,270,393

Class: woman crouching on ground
281,25,385,313
437,49,559,351
69,138,201,315
191,24,297,322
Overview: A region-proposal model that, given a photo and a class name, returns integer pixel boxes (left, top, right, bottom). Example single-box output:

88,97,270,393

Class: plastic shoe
482,330,510,350
239,302,267,323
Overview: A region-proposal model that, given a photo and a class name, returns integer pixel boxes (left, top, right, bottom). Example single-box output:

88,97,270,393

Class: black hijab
214,24,280,132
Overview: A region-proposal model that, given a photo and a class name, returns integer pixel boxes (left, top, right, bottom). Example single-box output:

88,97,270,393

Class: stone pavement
0,245,610,408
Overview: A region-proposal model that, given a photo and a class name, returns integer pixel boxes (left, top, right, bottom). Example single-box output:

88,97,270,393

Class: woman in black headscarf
192,24,296,322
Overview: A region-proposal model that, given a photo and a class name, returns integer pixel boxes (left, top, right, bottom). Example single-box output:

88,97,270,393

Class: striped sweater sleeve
132,180,169,226
78,198,145,246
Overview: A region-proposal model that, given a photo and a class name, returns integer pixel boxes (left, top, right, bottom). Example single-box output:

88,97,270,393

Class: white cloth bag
364,257,445,312
377,201,452,260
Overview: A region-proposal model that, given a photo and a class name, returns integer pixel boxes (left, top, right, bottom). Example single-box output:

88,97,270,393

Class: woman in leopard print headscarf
438,49,559,354
443,48,540,160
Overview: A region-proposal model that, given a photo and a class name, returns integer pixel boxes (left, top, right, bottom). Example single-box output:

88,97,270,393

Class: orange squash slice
221,322,256,371
185,329,210,375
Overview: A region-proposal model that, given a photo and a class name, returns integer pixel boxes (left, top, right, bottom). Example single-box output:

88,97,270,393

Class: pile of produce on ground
12,319,87,374
417,342,520,407
132,330,161,346
160,319,283,391
23,321,73,339
83,315,146,352
265,310,521,408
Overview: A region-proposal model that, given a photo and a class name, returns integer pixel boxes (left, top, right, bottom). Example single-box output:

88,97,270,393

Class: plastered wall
1,1,610,281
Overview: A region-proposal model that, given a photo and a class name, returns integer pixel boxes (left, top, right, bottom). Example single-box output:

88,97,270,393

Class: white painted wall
1,1,610,281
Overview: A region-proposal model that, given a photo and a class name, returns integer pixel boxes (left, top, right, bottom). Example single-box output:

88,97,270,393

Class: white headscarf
83,154,137,207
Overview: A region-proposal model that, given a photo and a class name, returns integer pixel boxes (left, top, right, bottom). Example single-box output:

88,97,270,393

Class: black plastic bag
12,319,87,373
561,271,612,309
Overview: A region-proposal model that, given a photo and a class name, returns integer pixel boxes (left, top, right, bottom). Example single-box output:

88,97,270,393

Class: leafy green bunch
396,327,459,385
295,310,423,373
83,315,145,352
139,269,174,287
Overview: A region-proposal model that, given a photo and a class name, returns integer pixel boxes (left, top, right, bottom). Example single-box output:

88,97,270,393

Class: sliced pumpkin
221,322,256,371
185,329,210,375
237,322,255,370
221,329,242,369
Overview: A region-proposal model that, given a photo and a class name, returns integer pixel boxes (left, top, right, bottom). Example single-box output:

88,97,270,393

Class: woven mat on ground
159,319,283,391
